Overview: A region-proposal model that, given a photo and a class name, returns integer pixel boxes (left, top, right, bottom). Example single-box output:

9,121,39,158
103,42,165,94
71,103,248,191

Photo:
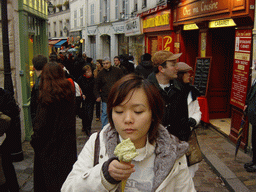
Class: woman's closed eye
114,110,123,114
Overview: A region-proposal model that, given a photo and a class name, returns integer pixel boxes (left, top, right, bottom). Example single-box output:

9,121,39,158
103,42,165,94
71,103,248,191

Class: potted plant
64,1,69,9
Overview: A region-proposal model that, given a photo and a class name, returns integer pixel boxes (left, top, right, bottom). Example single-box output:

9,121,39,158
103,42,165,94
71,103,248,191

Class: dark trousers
252,125,256,164
0,154,19,192
96,101,101,118
82,100,95,135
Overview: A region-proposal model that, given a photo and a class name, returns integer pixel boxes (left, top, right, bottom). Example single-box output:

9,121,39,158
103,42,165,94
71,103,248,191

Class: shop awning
49,39,61,45
54,39,67,48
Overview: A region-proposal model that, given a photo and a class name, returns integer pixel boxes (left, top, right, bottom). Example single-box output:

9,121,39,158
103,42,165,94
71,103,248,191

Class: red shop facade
140,4,176,56
173,0,254,149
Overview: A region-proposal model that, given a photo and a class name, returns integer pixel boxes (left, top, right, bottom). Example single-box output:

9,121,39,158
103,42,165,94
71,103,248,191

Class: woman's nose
124,112,134,124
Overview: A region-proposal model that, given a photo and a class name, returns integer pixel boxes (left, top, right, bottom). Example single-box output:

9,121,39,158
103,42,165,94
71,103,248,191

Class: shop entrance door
208,27,235,120
148,37,158,56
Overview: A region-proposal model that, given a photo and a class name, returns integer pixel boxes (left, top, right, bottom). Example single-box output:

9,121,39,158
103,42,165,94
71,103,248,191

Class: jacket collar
103,124,189,191
147,72,182,92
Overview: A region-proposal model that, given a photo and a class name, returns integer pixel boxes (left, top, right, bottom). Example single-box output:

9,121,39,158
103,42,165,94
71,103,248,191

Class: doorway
208,27,235,135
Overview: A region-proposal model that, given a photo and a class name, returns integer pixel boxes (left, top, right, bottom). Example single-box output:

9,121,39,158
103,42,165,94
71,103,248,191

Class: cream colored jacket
61,125,196,192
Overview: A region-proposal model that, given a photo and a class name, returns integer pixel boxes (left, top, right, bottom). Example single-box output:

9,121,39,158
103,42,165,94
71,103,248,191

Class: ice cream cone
120,160,131,192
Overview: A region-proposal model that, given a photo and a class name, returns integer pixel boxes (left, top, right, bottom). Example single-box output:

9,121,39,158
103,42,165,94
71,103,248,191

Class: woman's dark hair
96,59,103,67
107,74,164,144
39,62,74,105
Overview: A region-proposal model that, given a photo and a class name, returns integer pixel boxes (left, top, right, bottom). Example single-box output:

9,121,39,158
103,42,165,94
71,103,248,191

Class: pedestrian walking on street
30,55,48,123
243,64,256,172
147,50,191,141
93,59,103,121
114,56,128,74
177,62,202,177
94,57,123,128
77,65,96,136
135,53,154,79
0,88,23,192
30,62,77,192
61,74,195,192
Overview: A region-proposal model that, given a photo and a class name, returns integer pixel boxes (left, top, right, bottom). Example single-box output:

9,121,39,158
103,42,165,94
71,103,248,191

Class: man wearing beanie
147,50,191,141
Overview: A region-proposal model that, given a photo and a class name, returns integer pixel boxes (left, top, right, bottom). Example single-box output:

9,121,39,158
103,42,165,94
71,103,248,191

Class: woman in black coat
30,62,77,192
77,65,96,136
0,88,23,192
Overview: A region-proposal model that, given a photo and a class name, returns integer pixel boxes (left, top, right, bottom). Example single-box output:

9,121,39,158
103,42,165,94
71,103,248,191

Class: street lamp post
1,0,14,95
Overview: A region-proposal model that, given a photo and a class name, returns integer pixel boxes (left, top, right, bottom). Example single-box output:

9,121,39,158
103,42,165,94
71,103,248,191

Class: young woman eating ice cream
61,74,195,192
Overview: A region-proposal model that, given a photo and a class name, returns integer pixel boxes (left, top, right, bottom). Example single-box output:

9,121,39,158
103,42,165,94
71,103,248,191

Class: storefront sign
230,29,252,109
112,23,125,34
163,35,173,51
125,17,142,36
176,0,230,22
183,23,199,30
209,19,236,28
143,10,172,33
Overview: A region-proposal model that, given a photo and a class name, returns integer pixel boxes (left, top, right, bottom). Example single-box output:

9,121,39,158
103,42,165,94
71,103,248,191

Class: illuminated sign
209,19,236,28
143,12,170,29
183,23,199,30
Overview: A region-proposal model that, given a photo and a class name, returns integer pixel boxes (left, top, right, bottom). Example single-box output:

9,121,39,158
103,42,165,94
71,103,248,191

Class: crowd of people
1,49,255,191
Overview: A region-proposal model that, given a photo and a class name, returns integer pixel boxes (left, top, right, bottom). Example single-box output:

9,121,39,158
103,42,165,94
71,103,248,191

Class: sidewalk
196,125,256,192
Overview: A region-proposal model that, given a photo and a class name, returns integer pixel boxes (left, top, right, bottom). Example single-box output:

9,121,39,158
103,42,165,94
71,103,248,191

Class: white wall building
84,0,154,64
69,0,86,53
48,0,70,52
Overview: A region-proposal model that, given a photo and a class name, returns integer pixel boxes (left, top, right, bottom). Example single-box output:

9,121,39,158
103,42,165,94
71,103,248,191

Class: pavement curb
201,151,251,192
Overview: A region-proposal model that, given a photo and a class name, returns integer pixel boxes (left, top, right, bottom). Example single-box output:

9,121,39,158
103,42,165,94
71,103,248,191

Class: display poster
230,29,252,109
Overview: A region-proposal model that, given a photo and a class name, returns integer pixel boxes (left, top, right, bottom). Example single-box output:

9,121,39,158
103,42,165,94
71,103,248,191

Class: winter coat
61,124,195,192
30,76,41,123
77,75,96,102
245,82,256,125
147,73,190,141
94,66,123,103
187,86,201,127
0,88,23,162
135,60,154,79
30,96,77,192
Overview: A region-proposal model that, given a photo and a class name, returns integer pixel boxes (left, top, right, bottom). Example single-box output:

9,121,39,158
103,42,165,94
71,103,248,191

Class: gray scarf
103,125,189,191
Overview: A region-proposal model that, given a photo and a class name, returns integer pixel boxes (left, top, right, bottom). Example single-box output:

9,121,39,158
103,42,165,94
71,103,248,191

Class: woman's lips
124,129,136,134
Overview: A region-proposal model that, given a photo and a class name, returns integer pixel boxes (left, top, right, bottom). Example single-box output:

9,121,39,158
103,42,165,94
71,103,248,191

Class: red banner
230,29,252,109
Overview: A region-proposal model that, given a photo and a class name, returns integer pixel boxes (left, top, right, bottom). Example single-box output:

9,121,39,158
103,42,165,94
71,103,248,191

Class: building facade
0,0,49,141
48,0,70,53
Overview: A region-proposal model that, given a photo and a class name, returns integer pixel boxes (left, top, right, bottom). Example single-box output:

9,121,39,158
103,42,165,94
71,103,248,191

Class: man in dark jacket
147,50,191,141
0,88,23,191
244,73,256,172
94,57,123,128
31,55,48,123
135,53,154,79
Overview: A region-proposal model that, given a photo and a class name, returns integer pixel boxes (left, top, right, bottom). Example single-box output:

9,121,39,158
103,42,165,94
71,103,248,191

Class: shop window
91,4,95,25
74,10,77,28
134,0,138,12
100,0,103,23
115,0,118,20
142,0,147,8
80,8,83,26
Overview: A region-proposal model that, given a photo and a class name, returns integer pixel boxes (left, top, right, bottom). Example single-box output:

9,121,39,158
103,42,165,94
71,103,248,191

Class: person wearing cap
177,62,202,178
177,62,201,129
147,50,191,142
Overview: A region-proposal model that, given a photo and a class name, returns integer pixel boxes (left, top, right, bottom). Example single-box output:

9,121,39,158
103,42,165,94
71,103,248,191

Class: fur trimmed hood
103,124,189,191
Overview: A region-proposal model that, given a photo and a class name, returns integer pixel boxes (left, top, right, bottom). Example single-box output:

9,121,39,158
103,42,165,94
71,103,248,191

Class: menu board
193,57,212,96
230,29,252,110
